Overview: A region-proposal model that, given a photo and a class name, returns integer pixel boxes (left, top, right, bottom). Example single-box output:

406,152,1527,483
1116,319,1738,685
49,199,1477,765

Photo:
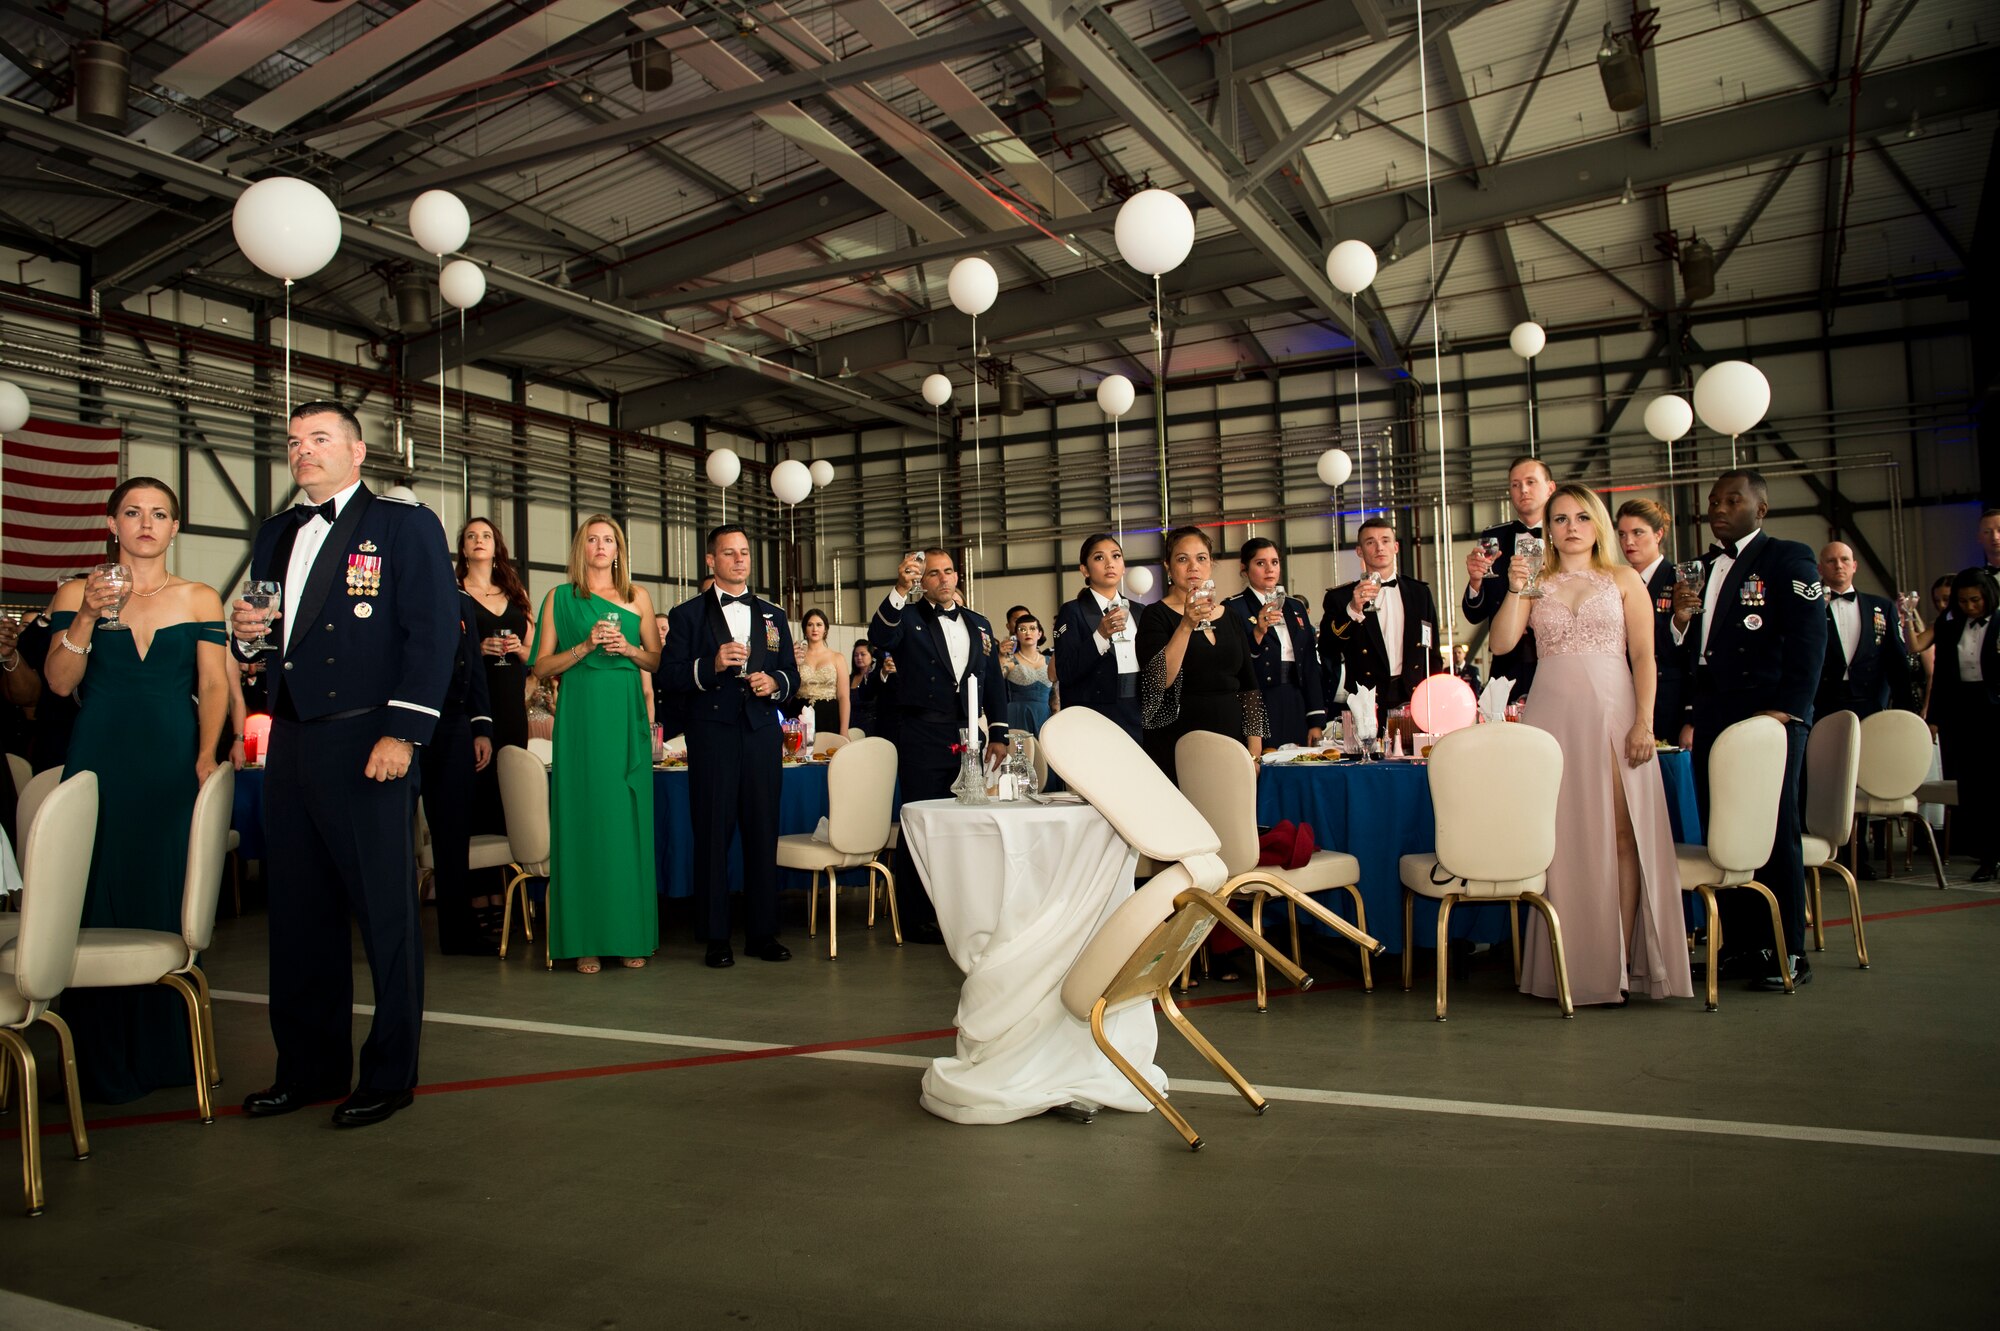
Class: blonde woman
1489,483,1691,1007
530,515,663,973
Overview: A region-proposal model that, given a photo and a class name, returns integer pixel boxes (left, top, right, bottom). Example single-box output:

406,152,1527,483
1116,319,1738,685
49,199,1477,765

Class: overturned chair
1040,707,1381,1152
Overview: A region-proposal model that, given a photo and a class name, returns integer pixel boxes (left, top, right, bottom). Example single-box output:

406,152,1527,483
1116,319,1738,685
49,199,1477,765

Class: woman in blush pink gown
1487,483,1693,1007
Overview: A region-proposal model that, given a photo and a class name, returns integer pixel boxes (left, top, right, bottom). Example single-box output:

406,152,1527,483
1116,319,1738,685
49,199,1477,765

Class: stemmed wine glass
92,563,133,631
1361,570,1384,613
1514,536,1548,600
1675,560,1706,594
1192,579,1217,636
239,579,281,655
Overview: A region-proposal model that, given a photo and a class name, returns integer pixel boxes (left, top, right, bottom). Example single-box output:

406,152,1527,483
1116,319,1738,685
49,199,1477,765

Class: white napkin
811,816,832,843
1348,686,1378,741
1478,677,1513,723
1261,749,1305,764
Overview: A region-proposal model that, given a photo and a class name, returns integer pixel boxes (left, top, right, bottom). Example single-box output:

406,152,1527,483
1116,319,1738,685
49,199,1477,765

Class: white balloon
1096,374,1135,418
771,458,813,506
231,177,342,281
947,257,997,316
809,459,835,489
1509,321,1546,359
0,381,29,432
705,447,741,489
1122,566,1155,598
1324,238,1378,295
921,373,953,407
1114,189,1195,276
408,189,470,257
1693,360,1771,438
1643,394,1694,444
1316,448,1353,488
439,258,485,310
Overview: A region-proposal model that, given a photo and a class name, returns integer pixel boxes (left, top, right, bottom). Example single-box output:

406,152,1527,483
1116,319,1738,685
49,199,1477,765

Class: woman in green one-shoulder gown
530,516,663,972
42,478,230,1103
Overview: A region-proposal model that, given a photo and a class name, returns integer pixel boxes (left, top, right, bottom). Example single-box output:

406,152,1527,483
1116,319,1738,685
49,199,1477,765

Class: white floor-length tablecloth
901,797,1166,1124
1,824,19,897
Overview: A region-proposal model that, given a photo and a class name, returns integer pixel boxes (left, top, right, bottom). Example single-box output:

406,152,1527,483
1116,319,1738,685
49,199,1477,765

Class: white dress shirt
282,478,361,653
1829,588,1861,674
1959,618,1988,683
1679,528,1763,662
1259,589,1296,662
715,584,752,645
1090,588,1137,670
1638,555,1664,588
887,587,972,679
1348,573,1404,676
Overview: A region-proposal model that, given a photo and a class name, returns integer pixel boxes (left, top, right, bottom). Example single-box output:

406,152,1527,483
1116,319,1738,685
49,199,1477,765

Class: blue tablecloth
653,763,901,898
1255,748,1701,955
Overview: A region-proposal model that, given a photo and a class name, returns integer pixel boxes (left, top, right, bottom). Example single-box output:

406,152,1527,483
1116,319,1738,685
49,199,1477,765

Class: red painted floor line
1819,895,2000,926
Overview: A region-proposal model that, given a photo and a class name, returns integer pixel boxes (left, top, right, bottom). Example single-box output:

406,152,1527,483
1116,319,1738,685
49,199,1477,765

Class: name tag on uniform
1421,622,1433,648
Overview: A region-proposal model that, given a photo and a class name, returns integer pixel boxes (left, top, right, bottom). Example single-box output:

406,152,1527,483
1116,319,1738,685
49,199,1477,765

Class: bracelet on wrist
58,632,90,656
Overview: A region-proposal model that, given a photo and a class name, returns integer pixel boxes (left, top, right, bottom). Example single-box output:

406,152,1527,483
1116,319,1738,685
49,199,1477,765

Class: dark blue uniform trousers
1693,703,1810,961
685,719,783,944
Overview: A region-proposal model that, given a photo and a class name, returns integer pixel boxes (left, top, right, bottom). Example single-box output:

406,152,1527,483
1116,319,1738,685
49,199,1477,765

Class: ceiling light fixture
1330,116,1347,142
743,175,763,205
1232,361,1246,383
578,78,597,105
1620,176,1634,205
1905,110,1922,139
837,356,855,379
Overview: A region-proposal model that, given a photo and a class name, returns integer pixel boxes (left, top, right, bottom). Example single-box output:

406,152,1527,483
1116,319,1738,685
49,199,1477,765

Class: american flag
1,418,122,598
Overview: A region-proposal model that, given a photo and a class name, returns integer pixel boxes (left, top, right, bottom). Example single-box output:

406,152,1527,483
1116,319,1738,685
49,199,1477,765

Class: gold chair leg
1286,900,1302,967
1808,868,1825,952
829,872,839,960
188,965,221,1088
1432,895,1457,1020
159,974,213,1123
1911,814,1948,891
1250,892,1269,1013
1402,889,1414,992
1826,861,1868,967
1179,894,1311,989
868,861,901,945
1521,894,1575,1017
807,870,819,938
865,867,878,928
544,874,555,970
499,868,525,959
34,1011,88,1161
1742,880,1794,994
1158,984,1266,1115
1339,885,1373,992
1696,885,1722,1011
0,1046,9,1110
1089,997,1201,1151
1509,902,1522,984
0,1030,44,1215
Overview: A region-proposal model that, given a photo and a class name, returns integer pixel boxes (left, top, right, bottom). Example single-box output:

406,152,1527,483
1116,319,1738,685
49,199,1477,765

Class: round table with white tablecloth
901,797,1165,1125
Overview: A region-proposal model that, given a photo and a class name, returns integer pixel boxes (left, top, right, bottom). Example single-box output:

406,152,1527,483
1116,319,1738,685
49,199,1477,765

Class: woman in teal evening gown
43,477,229,1104
530,515,662,973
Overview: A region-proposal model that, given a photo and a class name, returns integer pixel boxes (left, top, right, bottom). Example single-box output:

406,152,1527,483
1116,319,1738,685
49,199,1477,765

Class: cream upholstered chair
0,772,95,1215
781,737,899,957
45,767,235,1122
812,731,849,756
1678,715,1791,1009
415,798,516,916
493,746,551,964
1912,778,1956,864
1800,712,1868,967
1398,724,1572,1020
13,768,59,878
1854,709,1947,890
1042,707,1311,1152
526,735,553,765
846,727,865,741
1175,732,1381,1007
4,754,26,805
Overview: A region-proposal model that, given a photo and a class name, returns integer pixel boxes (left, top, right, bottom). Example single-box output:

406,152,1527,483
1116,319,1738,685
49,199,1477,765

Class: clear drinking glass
93,563,133,630
1514,537,1547,600
1477,536,1502,561
1193,578,1217,635
1675,560,1706,593
240,579,281,655
1362,570,1384,613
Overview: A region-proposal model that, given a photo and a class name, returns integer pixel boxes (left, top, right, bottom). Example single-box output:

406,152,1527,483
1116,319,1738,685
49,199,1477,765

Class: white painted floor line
210,990,2000,1156
0,1289,154,1331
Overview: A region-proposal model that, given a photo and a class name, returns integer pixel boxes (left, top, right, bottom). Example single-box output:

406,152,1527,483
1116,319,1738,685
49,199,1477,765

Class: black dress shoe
907,922,947,946
745,938,791,962
1856,861,1879,881
1972,863,1998,884
1750,956,1812,992
1694,950,1771,983
332,1088,414,1128
705,942,735,968
242,1085,346,1118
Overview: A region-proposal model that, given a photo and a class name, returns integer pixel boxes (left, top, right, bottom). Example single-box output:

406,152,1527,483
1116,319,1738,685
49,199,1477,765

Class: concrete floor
2,853,1995,1330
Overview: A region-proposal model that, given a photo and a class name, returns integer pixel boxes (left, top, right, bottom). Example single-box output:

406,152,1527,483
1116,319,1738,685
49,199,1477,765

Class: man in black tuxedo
1462,456,1552,702
229,401,459,1128
1616,498,1694,742
1670,469,1828,991
1322,518,1439,714
1226,537,1329,746
1812,541,1911,722
1979,509,2000,577
660,524,797,969
869,549,1010,944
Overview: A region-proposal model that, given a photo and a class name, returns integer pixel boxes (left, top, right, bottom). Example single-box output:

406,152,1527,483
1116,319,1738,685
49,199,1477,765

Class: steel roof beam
1866,137,1973,267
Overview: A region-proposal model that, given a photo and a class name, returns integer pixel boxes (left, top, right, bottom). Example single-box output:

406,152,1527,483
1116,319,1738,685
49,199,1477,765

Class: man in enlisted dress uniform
1463,456,1553,702
869,550,1010,945
1322,518,1439,714
1225,538,1328,746
1671,470,1828,991
1812,541,1911,723
661,525,797,969
1616,499,1694,742
231,401,458,1127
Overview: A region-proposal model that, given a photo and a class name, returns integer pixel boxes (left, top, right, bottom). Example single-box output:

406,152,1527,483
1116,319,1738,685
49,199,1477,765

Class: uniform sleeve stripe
389,701,441,717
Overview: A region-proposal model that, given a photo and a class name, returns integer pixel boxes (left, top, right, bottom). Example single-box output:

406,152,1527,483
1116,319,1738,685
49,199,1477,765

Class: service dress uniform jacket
661,587,797,947
1813,589,1911,721
1052,587,1143,744
1321,575,1438,713
241,481,458,1096
1224,588,1328,745
1642,559,1694,738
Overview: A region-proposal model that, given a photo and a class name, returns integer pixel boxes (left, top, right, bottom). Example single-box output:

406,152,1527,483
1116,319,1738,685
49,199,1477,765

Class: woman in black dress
459,518,533,933
849,641,880,736
1137,526,1266,785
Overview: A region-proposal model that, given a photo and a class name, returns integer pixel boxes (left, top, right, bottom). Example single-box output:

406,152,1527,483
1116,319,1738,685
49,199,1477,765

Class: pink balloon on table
1411,675,1476,736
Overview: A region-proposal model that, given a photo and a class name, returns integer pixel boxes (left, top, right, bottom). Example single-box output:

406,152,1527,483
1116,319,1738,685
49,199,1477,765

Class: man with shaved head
1812,539,1911,724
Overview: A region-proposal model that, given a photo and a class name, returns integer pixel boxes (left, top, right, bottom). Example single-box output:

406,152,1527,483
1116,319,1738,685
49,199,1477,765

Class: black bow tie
933,605,961,622
1524,526,1542,539
1831,590,1857,602
1709,541,1744,560
1377,578,1399,589
1973,618,1991,629
294,499,337,526
718,592,752,608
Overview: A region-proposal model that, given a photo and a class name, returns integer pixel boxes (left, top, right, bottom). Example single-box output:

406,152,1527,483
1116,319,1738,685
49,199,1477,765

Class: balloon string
1414,0,1455,657
934,403,945,545
1351,290,1364,522
437,255,446,463
970,312,982,599
1153,273,1167,528
283,279,293,419
1112,415,1123,543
